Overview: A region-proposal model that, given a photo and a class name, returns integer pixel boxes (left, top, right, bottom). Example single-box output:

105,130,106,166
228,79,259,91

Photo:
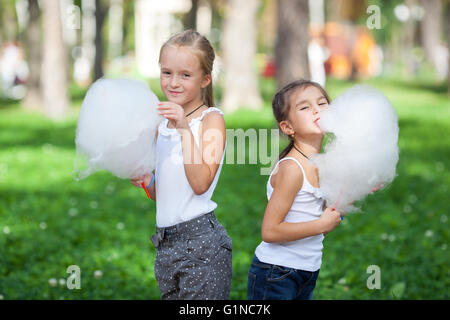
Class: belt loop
151,227,165,248
208,212,215,229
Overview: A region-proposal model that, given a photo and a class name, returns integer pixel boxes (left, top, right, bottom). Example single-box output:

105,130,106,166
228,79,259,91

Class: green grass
0,76,449,299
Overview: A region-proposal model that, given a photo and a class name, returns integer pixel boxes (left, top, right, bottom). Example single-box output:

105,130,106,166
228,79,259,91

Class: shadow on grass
0,97,21,110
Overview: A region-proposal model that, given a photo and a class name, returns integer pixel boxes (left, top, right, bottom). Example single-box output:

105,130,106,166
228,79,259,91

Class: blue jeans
247,255,320,300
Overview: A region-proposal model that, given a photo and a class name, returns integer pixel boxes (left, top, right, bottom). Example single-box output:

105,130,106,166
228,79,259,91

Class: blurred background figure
307,0,327,87
0,41,29,99
308,24,328,87
323,23,382,81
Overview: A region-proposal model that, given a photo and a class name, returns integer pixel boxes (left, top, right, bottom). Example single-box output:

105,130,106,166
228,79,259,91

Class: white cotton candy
73,78,162,180
310,85,399,213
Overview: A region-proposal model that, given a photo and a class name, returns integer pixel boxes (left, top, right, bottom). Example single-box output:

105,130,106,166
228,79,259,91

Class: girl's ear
279,120,294,136
201,74,211,89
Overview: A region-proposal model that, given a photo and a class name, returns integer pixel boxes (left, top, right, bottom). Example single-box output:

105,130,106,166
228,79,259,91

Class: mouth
168,90,182,95
314,117,320,123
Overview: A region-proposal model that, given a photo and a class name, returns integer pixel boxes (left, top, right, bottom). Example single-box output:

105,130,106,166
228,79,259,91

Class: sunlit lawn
0,76,448,299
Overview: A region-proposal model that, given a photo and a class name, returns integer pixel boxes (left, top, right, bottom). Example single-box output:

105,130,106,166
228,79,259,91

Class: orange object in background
323,22,380,80
326,55,352,79
352,27,376,77
324,22,352,79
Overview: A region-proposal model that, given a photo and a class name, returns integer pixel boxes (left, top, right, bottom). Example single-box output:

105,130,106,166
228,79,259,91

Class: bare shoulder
271,159,303,192
202,109,225,127
201,110,226,139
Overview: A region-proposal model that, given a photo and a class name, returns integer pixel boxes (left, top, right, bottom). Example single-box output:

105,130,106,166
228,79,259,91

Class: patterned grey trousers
152,212,232,300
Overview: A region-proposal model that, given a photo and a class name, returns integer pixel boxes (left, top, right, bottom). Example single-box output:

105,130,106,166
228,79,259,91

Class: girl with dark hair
247,80,342,300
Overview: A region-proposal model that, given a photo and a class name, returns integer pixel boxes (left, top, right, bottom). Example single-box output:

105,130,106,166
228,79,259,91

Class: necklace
293,144,309,160
185,103,205,118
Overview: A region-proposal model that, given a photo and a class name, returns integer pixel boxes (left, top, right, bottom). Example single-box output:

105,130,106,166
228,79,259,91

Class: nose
170,75,180,87
312,105,320,114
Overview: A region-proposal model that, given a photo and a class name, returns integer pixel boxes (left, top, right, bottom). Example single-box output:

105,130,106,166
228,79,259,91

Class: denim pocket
297,269,319,285
296,269,320,300
267,265,294,282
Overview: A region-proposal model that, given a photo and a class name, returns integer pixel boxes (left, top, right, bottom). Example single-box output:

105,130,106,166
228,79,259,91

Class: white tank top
255,157,325,271
155,107,225,228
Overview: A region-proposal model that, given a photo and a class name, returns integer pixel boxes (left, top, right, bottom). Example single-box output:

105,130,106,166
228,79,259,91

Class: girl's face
281,85,329,138
159,45,211,107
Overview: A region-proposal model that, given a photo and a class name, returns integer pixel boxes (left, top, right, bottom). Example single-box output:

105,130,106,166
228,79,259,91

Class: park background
0,0,448,299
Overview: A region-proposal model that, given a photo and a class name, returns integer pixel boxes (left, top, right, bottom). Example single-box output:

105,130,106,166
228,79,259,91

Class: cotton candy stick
141,182,151,199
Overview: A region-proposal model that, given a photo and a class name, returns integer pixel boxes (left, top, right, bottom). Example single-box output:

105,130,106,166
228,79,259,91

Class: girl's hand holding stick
130,173,153,198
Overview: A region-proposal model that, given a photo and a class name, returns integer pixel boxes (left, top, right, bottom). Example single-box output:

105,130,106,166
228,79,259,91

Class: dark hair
159,30,215,107
272,79,330,160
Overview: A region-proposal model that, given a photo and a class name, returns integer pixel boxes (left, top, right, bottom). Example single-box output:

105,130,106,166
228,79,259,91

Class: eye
162,71,171,75
301,106,309,110
183,73,191,78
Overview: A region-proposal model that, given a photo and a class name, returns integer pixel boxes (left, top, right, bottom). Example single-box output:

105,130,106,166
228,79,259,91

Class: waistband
151,211,216,247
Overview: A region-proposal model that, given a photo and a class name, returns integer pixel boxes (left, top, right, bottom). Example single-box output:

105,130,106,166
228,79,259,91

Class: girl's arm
180,112,226,195
157,102,225,195
261,161,341,243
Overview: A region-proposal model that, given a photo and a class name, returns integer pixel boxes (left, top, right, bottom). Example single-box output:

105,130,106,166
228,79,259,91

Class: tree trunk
420,0,442,75
276,0,310,89
183,0,198,30
23,0,42,111
221,0,262,111
402,0,418,78
447,3,450,95
94,0,108,81
40,0,69,119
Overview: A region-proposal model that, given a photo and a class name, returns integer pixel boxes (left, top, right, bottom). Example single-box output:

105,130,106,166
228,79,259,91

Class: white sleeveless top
155,107,225,228
255,157,326,271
